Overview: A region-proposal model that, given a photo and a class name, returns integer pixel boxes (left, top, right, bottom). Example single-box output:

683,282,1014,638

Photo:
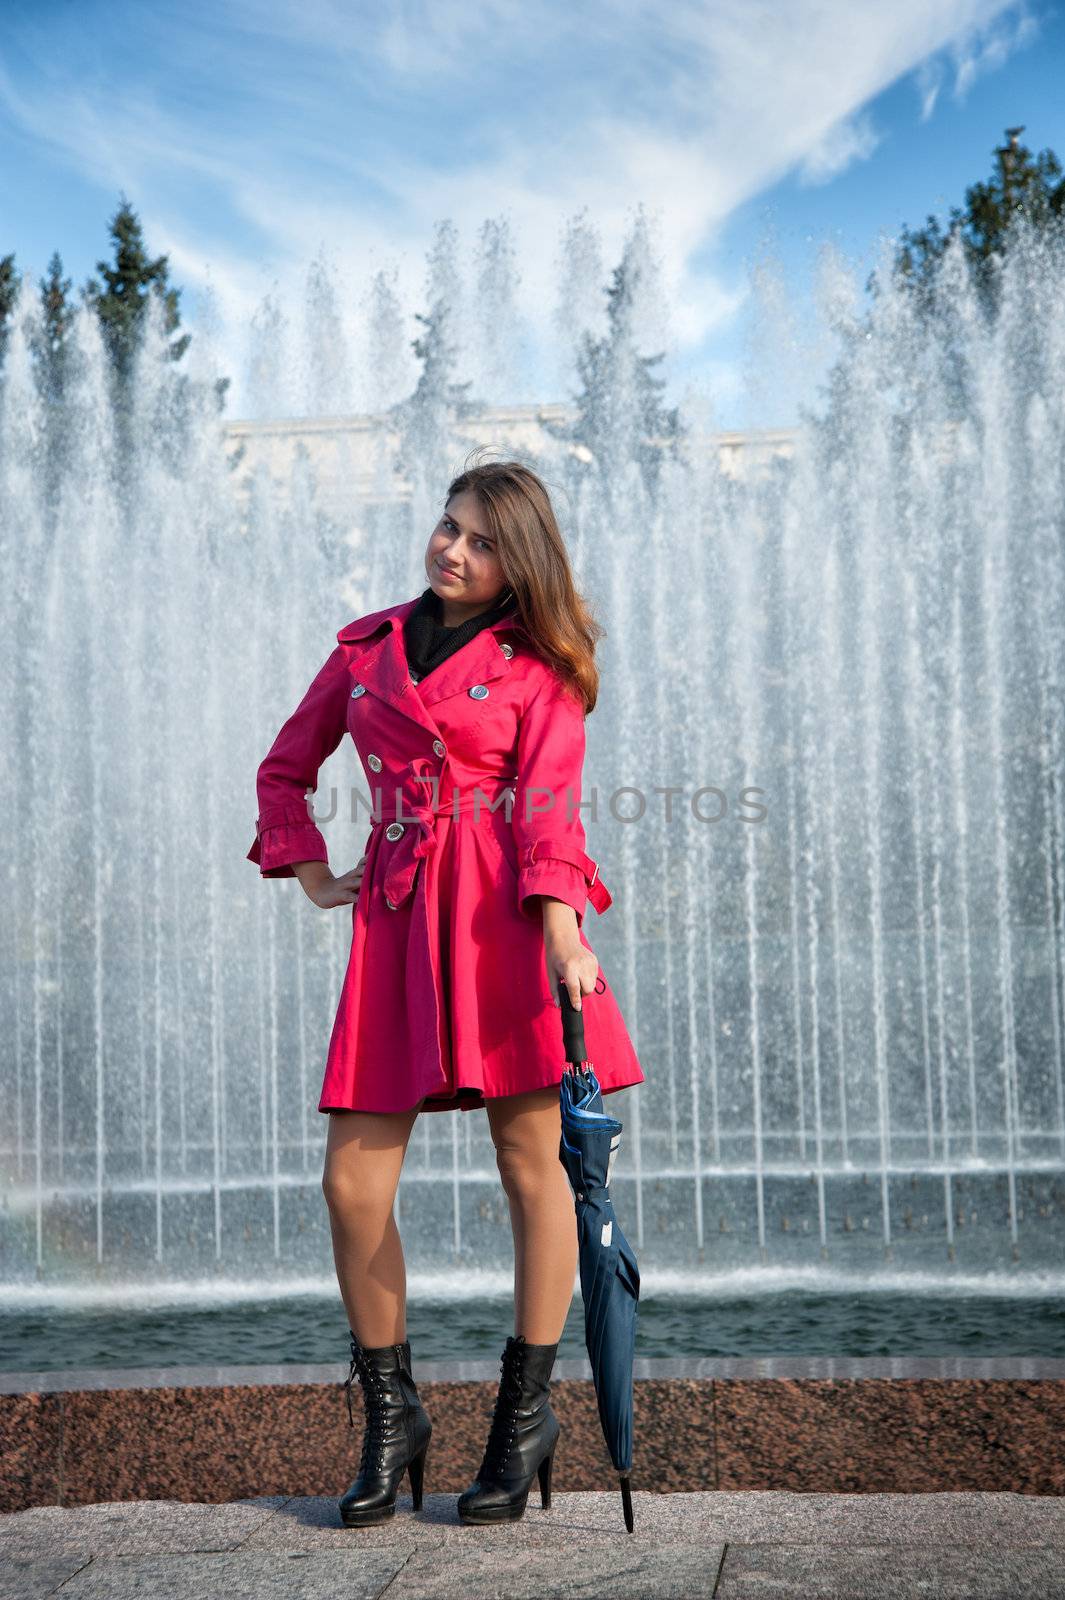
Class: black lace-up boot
457,1334,560,1524
339,1334,432,1527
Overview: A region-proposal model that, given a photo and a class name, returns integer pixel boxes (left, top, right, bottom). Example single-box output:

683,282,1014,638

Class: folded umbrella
556,977,641,1532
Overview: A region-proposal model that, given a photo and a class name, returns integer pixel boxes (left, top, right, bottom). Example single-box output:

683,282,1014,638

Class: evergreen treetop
81,193,191,379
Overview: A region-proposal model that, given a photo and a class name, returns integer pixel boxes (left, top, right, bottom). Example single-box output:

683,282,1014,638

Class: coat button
368,753,382,772
351,684,366,698
469,684,489,699
432,739,445,757
500,642,514,659
385,822,405,841
385,895,397,909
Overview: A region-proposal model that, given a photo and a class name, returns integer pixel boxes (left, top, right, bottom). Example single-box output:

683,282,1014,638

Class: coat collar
336,595,525,646
336,598,414,643
337,596,528,736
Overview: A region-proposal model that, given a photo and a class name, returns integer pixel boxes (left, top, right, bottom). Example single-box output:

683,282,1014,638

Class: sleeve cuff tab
524,837,612,912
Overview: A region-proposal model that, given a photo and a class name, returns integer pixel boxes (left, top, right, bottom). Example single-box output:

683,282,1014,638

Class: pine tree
888,127,1065,315
550,249,683,498
0,252,18,362
392,221,477,535
1,203,236,507
36,251,75,404
408,298,473,417
81,193,191,382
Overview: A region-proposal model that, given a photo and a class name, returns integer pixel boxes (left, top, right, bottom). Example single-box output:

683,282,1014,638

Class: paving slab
715,1542,1065,1598
0,1497,290,1560
622,1488,1065,1548
240,1489,1065,1550
386,1540,725,1599
3,1493,1065,1598
0,1555,92,1599
48,1549,412,1599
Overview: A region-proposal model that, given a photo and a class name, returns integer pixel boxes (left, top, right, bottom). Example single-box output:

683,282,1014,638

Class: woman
247,457,644,1528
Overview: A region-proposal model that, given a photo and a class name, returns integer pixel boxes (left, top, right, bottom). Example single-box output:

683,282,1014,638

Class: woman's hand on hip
295,855,367,908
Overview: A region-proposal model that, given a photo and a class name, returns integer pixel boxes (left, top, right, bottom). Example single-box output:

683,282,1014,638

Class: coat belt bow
374,783,515,910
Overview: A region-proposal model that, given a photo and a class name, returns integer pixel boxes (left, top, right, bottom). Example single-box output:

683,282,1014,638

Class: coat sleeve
246,644,351,878
511,673,613,930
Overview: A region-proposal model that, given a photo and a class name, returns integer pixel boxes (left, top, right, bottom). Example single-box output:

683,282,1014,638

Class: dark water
3,1291,1063,1373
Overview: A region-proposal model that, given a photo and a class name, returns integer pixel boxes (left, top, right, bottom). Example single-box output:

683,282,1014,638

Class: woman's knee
489,1088,563,1201
494,1139,557,1203
321,1108,416,1222
321,1151,399,1225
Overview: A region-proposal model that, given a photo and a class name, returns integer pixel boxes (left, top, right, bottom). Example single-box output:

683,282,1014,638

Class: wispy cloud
913,0,1041,118
0,0,1040,407
914,59,945,121
798,112,882,186
950,0,1041,97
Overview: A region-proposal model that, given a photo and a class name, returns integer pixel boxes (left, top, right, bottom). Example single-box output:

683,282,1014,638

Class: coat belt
370,781,516,909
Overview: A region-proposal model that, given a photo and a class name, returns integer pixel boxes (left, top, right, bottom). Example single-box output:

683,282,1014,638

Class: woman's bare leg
486,1084,578,1343
321,1103,423,1345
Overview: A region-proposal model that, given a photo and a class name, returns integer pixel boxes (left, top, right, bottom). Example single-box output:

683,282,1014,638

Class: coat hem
318,1069,644,1116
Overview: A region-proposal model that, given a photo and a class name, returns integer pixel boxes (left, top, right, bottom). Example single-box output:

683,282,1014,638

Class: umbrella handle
557,978,588,1065
620,1472,634,1532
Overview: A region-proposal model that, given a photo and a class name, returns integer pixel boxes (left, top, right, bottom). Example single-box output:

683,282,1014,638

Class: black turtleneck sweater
403,584,518,683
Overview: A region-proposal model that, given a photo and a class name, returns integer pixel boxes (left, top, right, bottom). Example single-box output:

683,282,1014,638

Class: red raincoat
247,595,645,1114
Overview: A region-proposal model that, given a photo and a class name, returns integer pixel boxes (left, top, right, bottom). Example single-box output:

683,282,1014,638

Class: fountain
2,212,1064,1302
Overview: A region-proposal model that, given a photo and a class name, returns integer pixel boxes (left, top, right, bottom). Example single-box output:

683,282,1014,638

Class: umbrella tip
620,1472,634,1532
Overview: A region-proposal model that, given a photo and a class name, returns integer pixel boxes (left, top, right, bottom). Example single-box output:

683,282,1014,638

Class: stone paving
3,1492,1065,1597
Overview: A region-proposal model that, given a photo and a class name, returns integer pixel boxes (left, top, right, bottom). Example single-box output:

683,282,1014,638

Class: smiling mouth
437,564,461,579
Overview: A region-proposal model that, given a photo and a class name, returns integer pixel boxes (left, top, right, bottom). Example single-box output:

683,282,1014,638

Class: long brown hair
445,451,605,715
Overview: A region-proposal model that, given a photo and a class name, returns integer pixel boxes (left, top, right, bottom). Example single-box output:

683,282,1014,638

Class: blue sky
1,0,1062,426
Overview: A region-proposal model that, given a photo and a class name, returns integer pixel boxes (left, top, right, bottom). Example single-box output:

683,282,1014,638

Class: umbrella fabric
559,1063,641,1477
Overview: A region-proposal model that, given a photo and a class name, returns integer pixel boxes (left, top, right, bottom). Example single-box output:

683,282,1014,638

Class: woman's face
425,490,508,615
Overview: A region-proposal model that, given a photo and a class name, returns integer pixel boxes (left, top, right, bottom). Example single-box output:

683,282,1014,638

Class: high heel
537,1443,555,1509
457,1334,561,1525
339,1334,433,1527
407,1438,429,1510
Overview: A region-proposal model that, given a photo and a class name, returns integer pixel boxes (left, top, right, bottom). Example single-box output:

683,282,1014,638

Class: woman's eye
442,519,492,554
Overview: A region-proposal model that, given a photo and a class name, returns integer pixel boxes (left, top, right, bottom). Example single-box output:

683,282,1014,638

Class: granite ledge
4,1356,1065,1395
